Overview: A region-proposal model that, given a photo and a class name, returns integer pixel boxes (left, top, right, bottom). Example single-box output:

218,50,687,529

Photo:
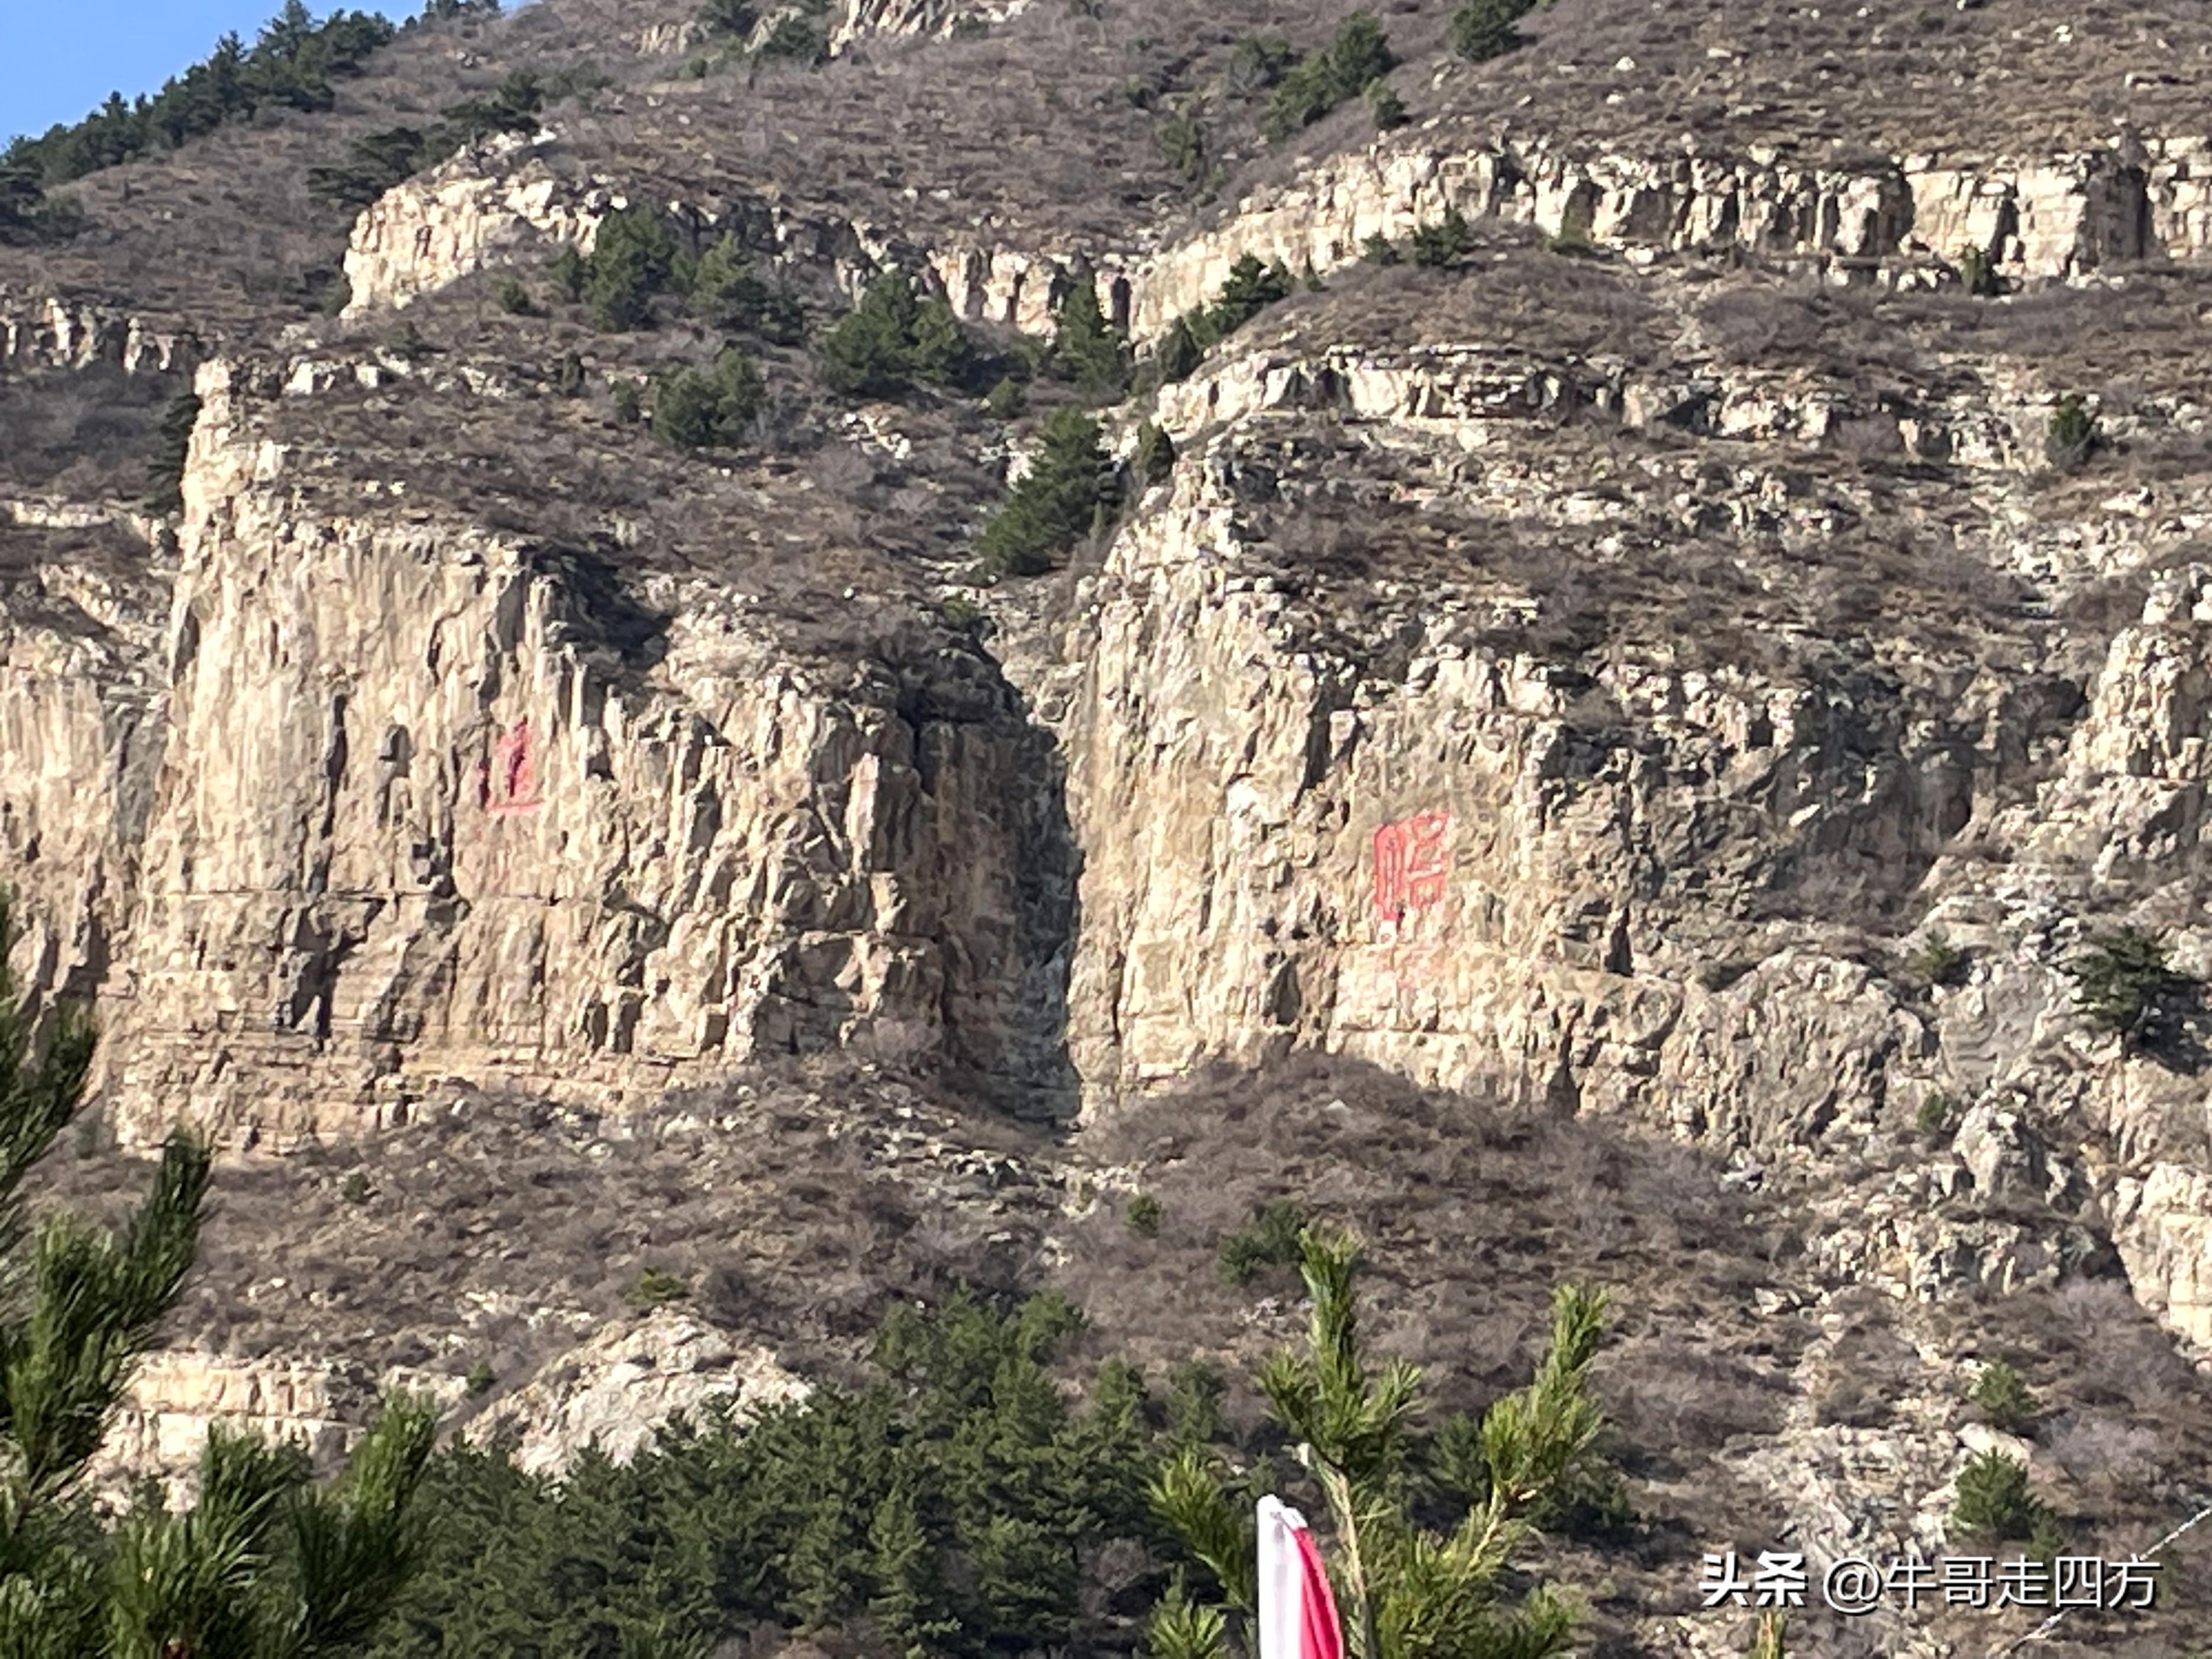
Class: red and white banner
1257,1496,1346,1659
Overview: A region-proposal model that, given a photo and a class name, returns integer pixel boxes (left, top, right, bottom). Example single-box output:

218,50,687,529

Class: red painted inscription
483,719,543,816
1372,811,1450,922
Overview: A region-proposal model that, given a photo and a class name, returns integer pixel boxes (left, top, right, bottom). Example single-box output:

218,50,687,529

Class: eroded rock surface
6,0,2212,1645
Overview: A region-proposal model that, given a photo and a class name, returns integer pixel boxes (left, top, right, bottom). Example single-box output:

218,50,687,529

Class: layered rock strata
11,360,1078,1147
335,130,2212,348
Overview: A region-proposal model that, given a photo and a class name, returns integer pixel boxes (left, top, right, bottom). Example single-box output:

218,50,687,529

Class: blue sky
3,2,428,146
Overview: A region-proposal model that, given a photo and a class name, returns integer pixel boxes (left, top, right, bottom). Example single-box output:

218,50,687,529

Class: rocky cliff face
15,359,1077,1147
10,0,2212,1642
0,289,197,375
1118,134,2212,338
334,125,2212,352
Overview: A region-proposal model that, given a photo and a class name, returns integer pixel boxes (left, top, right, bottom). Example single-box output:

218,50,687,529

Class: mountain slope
6,1,2212,1653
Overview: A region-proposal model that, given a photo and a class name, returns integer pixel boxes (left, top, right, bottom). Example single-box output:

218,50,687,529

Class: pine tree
1156,318,1205,385
1410,205,1474,269
551,244,587,304
1134,422,1176,489
651,349,766,451
977,408,1119,577
2068,925,2188,1045
1149,1228,1600,1659
0,894,437,1656
910,299,979,392
689,235,806,343
585,210,679,330
144,390,203,516
1262,14,1397,142
868,1474,957,1658
1366,78,1408,131
821,269,923,396
1451,0,1536,63
1205,253,1294,338
0,166,47,239
1051,268,1128,396
821,269,980,396
699,0,759,38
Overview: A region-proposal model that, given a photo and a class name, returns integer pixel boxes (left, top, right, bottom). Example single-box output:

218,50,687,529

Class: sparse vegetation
1261,14,1396,142
1910,933,1968,988
341,1169,374,1204
1451,0,1541,63
2045,392,2100,470
1950,1448,2055,1544
464,1359,497,1396
976,406,1118,576
143,389,203,515
1126,1191,1162,1236
2068,925,2195,1047
1362,231,1403,264
306,70,548,214
652,348,766,451
627,1266,693,1308
1972,1361,2040,1434
1216,1197,1310,1285
494,276,536,315
1917,1092,1957,1147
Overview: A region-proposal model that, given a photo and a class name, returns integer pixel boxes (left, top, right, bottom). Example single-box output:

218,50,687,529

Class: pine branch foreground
1151,1224,1607,1659
0,892,436,1658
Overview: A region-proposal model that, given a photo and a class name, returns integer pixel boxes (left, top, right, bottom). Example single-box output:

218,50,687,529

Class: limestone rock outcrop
0,289,196,375
14,359,1077,1147
341,141,614,318
1151,342,2053,473
1119,134,2212,341
331,115,2212,356
462,1312,807,1476
1009,446,1965,1137
829,0,1036,54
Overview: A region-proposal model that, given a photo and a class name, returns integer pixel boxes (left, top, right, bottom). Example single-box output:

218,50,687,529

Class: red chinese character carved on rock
484,719,542,816
1373,810,1451,922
